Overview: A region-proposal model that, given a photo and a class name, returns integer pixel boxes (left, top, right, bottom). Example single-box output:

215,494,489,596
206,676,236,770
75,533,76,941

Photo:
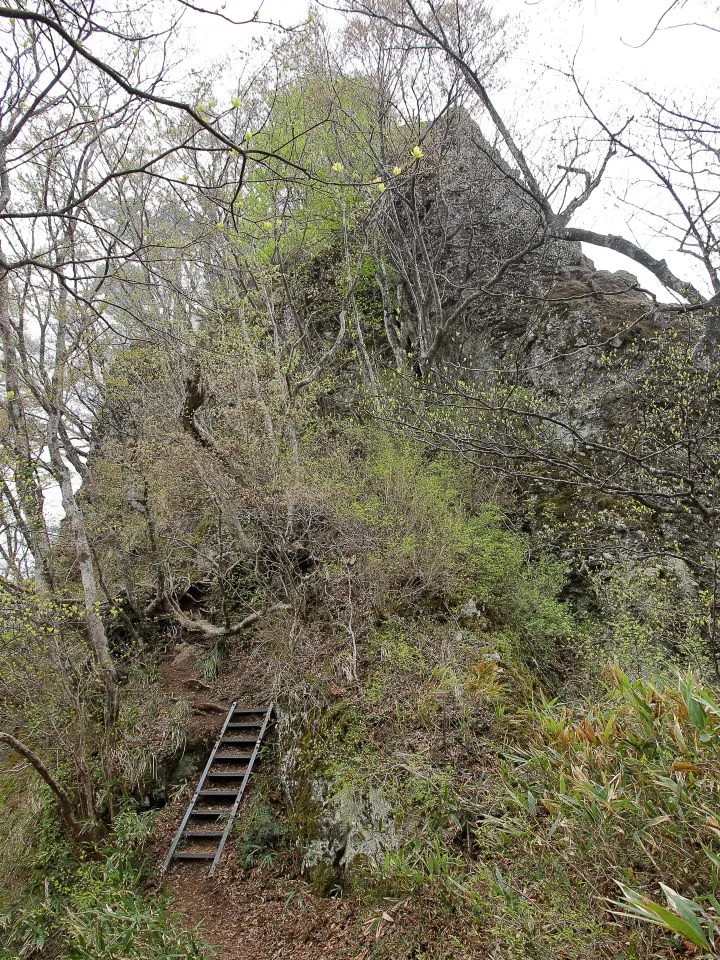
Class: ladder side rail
161,700,238,875
210,703,274,874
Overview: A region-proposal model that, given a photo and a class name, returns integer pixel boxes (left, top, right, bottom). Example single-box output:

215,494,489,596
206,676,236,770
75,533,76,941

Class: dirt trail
150,641,362,960
150,642,438,960
159,641,240,738
149,641,361,960
165,864,365,960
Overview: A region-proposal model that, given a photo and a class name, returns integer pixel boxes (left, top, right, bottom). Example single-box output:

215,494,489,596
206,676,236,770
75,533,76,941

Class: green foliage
616,873,720,955
312,667,720,958
313,435,574,672
498,667,720,861
590,559,709,678
233,796,288,869
237,74,379,266
0,810,211,960
0,577,190,837
474,668,720,954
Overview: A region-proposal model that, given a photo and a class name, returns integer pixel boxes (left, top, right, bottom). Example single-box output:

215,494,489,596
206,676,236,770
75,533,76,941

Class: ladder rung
163,702,273,876
173,852,217,861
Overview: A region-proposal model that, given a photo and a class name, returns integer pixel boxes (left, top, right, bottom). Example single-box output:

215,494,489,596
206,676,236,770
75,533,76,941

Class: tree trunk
49,435,119,722
0,241,55,589
0,731,100,843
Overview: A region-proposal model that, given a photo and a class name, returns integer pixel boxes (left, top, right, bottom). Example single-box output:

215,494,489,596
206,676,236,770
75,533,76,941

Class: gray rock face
417,117,661,419
520,267,660,420
380,107,661,391
385,109,586,297
431,109,587,273
275,704,399,872
378,111,714,589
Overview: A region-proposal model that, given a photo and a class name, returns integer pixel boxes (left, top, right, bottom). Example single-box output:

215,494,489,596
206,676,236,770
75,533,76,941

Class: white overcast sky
181,0,718,102
177,0,719,296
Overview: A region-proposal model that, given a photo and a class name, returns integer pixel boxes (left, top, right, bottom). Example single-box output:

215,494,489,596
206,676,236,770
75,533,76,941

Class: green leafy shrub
617,866,720,957
233,798,288,869
0,810,211,960
313,435,574,667
589,559,709,679
488,668,720,945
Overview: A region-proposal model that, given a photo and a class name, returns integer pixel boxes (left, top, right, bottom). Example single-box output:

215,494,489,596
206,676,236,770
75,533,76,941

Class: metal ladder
161,702,274,875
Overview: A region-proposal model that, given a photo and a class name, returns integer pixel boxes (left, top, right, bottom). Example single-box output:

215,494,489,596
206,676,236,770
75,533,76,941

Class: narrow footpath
150,640,444,960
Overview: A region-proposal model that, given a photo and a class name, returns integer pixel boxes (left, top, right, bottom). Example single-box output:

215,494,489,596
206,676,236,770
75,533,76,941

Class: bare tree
0,0,322,835
338,0,720,329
